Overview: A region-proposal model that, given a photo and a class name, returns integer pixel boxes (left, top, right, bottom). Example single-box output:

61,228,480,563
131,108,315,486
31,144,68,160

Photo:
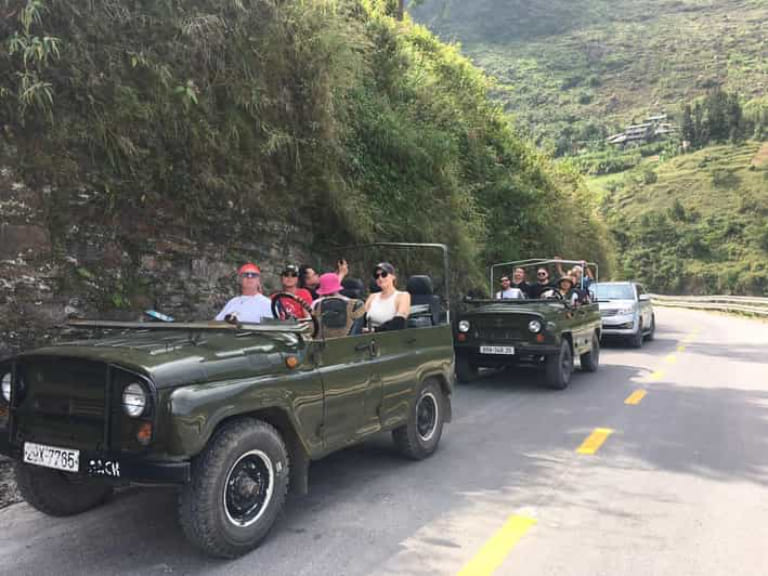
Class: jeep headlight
1,373,10,403
122,383,147,418
458,320,471,333
528,320,542,334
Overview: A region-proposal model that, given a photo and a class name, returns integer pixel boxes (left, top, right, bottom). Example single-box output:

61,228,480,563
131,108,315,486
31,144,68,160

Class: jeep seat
315,297,366,338
406,275,441,327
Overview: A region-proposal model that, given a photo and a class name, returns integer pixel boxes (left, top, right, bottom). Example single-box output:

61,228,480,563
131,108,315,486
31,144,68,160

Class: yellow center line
665,354,677,364
457,515,537,576
624,389,647,405
576,428,614,455
677,345,687,352
648,370,665,382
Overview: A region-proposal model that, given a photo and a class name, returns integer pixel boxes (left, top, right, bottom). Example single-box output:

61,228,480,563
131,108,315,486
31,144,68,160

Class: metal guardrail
649,294,768,316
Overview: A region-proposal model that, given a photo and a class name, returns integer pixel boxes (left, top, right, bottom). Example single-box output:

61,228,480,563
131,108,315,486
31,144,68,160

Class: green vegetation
415,0,768,295
593,142,768,294
0,0,613,294
415,0,768,154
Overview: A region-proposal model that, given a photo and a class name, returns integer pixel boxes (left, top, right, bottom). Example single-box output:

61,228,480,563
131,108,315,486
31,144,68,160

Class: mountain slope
414,0,768,150
594,142,768,294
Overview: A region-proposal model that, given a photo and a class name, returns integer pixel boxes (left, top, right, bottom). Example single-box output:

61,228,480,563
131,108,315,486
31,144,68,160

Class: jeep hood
16,331,305,388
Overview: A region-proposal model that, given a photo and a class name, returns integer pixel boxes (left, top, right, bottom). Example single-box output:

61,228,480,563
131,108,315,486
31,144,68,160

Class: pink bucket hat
316,272,343,296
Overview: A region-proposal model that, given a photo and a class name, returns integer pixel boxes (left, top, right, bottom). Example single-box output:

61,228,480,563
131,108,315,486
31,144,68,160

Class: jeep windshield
593,284,634,300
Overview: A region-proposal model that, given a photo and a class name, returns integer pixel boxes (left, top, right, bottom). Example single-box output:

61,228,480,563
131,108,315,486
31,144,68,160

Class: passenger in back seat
365,262,411,332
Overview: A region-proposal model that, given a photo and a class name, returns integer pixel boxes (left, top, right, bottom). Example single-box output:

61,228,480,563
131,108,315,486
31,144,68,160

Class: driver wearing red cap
215,263,274,323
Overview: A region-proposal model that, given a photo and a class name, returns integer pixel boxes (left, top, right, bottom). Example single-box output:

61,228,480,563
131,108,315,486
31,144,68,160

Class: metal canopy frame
489,258,600,295
334,242,451,321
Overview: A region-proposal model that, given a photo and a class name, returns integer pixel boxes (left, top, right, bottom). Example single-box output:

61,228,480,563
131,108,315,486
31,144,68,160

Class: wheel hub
416,393,438,442
223,451,274,527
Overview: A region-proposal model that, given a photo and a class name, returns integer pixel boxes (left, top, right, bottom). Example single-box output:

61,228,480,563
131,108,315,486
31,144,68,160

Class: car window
594,284,635,300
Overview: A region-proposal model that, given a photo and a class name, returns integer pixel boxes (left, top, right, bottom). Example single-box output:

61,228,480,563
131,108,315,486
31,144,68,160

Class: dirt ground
0,456,21,509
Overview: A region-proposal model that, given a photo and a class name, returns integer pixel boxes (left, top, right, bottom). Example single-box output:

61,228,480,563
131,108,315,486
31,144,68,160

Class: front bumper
455,343,560,366
0,436,190,485
601,315,639,336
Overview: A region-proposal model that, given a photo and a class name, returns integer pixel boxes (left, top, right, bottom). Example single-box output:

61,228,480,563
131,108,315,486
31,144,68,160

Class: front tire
544,339,573,390
14,463,112,517
580,332,600,372
178,418,290,558
393,379,445,460
629,320,644,348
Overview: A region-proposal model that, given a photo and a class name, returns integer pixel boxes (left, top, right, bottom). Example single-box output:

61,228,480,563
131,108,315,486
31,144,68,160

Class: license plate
480,345,515,355
23,442,80,473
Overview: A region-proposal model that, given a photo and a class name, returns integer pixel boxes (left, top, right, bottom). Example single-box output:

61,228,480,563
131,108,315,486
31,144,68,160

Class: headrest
341,277,365,296
406,275,433,296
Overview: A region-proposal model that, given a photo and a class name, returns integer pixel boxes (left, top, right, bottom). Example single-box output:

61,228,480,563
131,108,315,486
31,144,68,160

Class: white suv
593,281,655,347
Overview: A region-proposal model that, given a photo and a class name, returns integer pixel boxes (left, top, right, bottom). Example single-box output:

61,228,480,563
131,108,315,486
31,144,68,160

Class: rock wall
0,166,314,359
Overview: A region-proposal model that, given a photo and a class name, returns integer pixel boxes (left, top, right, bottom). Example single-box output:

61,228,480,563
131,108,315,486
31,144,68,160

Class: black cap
281,264,299,275
374,262,396,275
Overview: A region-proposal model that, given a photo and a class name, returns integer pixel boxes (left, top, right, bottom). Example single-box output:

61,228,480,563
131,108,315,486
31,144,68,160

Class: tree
681,104,695,148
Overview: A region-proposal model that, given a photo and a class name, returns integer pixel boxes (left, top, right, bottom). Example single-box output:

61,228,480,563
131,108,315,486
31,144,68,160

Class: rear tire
580,332,600,372
15,463,112,517
178,418,290,558
393,379,445,460
455,355,479,383
544,340,573,390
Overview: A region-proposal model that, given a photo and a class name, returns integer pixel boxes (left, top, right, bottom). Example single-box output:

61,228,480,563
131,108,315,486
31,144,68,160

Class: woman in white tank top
365,262,411,331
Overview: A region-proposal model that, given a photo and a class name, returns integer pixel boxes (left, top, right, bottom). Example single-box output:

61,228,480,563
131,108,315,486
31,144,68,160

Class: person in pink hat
312,272,347,310
312,273,366,338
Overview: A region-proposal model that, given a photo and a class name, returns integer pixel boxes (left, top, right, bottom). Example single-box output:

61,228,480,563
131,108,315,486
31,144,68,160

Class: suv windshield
594,284,635,300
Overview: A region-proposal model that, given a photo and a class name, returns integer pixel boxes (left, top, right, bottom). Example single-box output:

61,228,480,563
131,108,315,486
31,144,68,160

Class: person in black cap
271,264,313,318
364,262,411,331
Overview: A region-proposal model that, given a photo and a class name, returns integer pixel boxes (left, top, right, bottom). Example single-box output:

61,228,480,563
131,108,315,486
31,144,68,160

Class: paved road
2,308,768,576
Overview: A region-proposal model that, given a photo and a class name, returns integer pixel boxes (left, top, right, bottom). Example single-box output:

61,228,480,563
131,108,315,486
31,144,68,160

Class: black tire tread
14,463,112,517
393,379,445,460
178,418,289,559
544,340,573,390
580,332,600,372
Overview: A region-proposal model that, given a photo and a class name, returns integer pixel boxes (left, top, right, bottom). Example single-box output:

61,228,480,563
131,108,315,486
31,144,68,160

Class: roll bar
490,258,599,293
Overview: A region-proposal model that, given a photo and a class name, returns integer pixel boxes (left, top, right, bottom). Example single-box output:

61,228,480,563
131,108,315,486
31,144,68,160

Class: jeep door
373,324,453,431
313,332,381,450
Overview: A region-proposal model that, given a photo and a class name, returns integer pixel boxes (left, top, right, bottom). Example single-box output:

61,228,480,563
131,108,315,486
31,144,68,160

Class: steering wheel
271,292,319,338
541,288,564,301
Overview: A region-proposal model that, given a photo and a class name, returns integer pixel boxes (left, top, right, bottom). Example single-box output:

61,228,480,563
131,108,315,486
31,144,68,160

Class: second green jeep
454,258,601,389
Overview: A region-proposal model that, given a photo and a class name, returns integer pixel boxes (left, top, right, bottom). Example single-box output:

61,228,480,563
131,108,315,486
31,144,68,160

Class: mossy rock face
0,0,615,356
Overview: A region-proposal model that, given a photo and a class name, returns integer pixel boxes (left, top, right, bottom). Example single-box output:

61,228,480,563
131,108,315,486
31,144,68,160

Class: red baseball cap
238,263,261,275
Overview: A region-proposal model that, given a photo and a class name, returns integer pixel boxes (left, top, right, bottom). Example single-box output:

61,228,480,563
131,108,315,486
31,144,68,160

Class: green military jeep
454,258,601,389
0,243,454,558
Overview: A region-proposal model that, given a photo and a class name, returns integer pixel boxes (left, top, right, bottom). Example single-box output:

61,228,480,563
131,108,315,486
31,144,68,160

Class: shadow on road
2,324,767,575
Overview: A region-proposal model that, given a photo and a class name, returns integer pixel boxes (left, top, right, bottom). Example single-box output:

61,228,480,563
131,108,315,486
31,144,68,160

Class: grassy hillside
0,0,614,303
414,0,768,151
594,141,768,294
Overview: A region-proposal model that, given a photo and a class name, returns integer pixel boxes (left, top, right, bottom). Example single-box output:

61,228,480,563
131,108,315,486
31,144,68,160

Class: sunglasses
281,271,298,277
240,272,260,279
537,272,548,277
374,271,389,279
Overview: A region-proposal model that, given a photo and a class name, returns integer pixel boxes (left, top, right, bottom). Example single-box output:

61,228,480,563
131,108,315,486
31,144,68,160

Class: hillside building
607,113,677,148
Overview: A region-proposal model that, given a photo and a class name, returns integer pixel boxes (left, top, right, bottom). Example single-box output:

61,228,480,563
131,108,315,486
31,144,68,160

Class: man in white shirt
215,263,274,323
495,275,524,300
